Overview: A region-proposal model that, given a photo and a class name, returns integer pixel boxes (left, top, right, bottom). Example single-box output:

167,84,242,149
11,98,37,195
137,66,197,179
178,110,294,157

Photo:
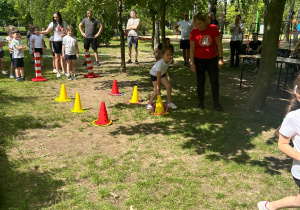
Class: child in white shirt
62,25,79,80
32,26,45,68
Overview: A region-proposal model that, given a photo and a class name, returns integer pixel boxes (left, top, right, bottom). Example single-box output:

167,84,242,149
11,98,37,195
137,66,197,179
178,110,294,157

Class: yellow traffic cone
55,84,71,102
153,95,168,116
127,86,141,104
70,92,87,113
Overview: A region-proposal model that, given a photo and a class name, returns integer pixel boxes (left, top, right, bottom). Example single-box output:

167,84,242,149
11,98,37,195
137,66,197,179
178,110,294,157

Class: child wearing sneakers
6,26,15,78
11,29,26,82
258,77,300,210
146,46,177,110
62,25,79,80
32,26,45,68
0,35,7,75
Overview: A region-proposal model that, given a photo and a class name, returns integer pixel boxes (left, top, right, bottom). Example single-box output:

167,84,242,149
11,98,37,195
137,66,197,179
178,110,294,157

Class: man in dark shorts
174,11,193,67
79,9,103,66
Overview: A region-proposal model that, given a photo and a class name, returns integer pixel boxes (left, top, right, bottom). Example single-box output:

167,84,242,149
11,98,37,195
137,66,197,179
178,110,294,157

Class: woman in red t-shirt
190,12,224,111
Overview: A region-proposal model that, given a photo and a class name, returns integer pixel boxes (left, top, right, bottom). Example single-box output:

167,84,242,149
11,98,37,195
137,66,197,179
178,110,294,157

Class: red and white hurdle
32,52,47,82
84,50,99,78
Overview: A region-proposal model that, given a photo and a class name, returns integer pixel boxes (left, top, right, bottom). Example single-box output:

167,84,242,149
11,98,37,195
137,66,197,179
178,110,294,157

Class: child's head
161,47,173,63
33,26,40,35
7,26,15,36
284,75,300,115
11,28,21,40
66,25,74,36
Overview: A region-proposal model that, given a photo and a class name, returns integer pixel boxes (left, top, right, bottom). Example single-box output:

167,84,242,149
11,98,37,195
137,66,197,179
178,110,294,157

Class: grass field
0,36,297,209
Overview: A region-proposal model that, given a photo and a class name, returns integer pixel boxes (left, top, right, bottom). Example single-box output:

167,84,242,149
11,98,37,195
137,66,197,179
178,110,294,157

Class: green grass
0,36,295,209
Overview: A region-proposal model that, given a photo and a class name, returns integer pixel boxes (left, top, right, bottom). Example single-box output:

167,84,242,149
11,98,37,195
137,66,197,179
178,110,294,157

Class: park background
1,0,300,209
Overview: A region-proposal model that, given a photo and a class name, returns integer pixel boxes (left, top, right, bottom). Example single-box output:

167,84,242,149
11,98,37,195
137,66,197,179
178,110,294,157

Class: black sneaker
83,61,87,66
16,77,22,82
67,75,72,80
186,62,191,67
127,59,132,64
73,75,78,80
213,103,223,112
135,59,139,64
95,61,101,66
21,76,25,81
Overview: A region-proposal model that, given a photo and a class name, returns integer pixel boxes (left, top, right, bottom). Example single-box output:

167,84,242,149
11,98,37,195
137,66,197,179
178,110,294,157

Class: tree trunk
193,0,198,16
220,0,227,39
208,0,217,17
237,0,242,20
151,11,155,51
284,0,295,42
154,19,160,49
117,0,126,73
293,7,300,45
245,0,287,110
160,0,166,47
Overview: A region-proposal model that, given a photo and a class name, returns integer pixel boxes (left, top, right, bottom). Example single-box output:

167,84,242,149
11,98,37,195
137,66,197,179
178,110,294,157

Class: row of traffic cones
55,84,112,127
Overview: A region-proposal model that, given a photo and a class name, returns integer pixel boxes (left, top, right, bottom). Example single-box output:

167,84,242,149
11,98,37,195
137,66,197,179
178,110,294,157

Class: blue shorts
13,58,24,68
65,54,76,60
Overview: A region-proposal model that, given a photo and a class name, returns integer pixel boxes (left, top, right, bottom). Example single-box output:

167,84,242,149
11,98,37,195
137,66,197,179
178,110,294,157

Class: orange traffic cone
109,80,123,96
32,52,47,82
92,102,113,127
126,86,141,104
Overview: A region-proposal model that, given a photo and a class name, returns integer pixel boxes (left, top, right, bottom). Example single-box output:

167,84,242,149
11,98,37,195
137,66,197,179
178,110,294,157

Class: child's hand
76,54,79,59
62,54,65,59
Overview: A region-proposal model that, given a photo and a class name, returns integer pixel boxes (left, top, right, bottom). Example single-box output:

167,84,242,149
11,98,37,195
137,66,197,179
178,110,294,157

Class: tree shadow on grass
0,90,66,209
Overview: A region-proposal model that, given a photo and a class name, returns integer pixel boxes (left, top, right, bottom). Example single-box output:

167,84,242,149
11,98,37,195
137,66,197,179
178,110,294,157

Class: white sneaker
65,73,69,77
167,102,177,109
257,201,270,210
56,73,61,78
53,69,57,73
10,74,14,78
1,70,8,75
146,104,152,110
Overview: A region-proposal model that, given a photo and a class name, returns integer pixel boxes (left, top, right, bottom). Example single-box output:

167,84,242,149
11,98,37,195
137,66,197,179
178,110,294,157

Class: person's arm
26,37,29,47
230,24,236,33
278,134,300,161
79,23,86,38
32,38,35,53
40,27,52,35
42,37,45,52
190,40,196,72
62,44,65,59
156,71,161,95
215,35,223,68
174,24,180,33
253,45,262,53
75,43,79,58
94,23,103,38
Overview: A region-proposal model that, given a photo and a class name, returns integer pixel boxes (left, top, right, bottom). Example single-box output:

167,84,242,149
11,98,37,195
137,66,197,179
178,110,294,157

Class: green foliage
0,0,15,25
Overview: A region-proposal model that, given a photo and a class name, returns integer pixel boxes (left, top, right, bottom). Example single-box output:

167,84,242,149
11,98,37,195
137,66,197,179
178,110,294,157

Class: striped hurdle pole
32,52,47,82
83,50,99,78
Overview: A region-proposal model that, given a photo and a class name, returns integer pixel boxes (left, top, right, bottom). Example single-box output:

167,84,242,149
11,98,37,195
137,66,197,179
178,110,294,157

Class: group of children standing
1,24,79,81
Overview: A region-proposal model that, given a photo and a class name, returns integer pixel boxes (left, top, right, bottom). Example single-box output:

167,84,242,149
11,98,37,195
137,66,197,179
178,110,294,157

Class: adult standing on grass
174,11,194,67
258,78,300,210
190,12,224,111
79,9,103,67
230,14,244,68
40,11,67,78
126,10,140,64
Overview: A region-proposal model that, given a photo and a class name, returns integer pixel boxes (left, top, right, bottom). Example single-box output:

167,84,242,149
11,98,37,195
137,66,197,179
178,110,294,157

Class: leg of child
15,68,20,78
53,56,56,70
66,60,71,75
20,67,24,77
161,77,172,103
61,57,66,74
41,55,43,67
269,193,300,210
72,60,76,75
1,58,5,71
10,62,13,75
148,81,158,104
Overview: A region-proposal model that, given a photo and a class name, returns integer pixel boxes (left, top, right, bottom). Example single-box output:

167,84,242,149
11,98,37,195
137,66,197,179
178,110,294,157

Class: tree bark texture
208,0,217,17
118,0,126,73
293,7,300,45
245,0,287,110
220,0,227,39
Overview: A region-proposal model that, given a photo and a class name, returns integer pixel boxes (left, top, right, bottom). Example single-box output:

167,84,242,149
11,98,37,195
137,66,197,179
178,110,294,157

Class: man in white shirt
174,11,193,67
126,10,140,64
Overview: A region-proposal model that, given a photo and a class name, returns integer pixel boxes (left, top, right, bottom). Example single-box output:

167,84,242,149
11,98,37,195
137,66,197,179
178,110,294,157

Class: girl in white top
258,77,300,210
6,26,15,78
32,26,45,68
146,47,177,110
40,11,67,78
62,25,79,80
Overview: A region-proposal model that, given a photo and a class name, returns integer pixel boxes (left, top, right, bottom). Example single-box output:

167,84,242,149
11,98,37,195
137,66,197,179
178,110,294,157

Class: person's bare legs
186,49,190,63
0,58,5,71
148,81,158,104
10,62,13,75
15,68,20,78
94,50,98,62
20,67,24,77
269,193,300,210
182,49,187,63
128,47,132,61
135,48,138,61
161,77,172,102
71,60,76,75
66,60,71,75
60,56,66,74
55,53,61,73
